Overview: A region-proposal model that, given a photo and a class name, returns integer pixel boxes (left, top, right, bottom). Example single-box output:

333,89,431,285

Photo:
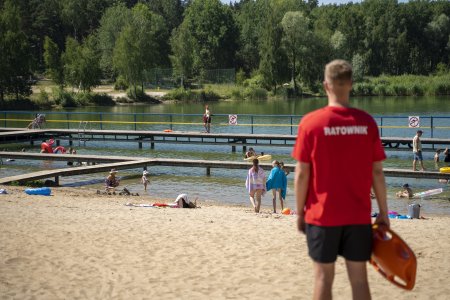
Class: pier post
138,141,142,149
232,146,236,152
56,140,60,146
54,176,59,186
69,139,73,146
150,136,155,149
243,145,246,153
206,167,211,176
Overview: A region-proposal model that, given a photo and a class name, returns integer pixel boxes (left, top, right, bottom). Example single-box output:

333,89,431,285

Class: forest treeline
1,0,449,102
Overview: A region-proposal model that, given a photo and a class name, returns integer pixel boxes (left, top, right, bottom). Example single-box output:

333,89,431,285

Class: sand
0,186,449,300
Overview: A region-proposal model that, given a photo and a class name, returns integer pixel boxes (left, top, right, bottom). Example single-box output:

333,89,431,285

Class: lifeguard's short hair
324,60,353,82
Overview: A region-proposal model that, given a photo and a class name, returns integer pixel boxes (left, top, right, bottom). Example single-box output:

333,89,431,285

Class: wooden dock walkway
0,128,449,152
0,152,448,185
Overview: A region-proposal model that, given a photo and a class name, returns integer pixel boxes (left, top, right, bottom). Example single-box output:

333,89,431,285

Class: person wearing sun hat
105,169,120,193
142,170,150,191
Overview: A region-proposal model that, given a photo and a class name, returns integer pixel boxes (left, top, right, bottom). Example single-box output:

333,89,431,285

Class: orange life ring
163,129,173,132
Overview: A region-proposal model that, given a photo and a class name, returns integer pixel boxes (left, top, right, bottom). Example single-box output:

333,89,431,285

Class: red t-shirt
292,106,386,226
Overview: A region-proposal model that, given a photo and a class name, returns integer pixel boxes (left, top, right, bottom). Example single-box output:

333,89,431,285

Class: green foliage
43,36,64,86
113,4,167,94
243,87,268,100
235,69,246,86
34,89,54,109
91,93,115,106
62,35,102,92
352,74,450,96
114,75,129,91
177,0,238,77
0,0,33,101
97,3,132,79
52,87,76,107
163,88,221,102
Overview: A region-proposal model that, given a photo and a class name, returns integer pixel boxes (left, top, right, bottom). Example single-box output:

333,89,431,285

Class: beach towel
266,167,287,199
246,167,266,194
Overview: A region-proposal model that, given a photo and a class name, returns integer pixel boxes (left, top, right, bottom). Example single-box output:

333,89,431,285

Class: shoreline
1,186,449,299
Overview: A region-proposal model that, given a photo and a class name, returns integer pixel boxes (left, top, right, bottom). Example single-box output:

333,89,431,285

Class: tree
281,11,310,94
62,35,102,92
170,22,195,87
43,36,64,85
0,0,32,101
113,3,166,97
180,0,238,77
97,3,132,79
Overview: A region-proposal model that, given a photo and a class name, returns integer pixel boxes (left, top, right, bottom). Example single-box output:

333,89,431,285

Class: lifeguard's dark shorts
306,224,372,263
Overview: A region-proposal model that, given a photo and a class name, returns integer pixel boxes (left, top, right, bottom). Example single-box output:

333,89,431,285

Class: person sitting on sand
396,183,414,198
245,147,257,158
175,194,197,208
105,169,120,193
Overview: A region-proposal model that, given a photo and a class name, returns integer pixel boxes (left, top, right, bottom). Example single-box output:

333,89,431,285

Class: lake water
1,95,449,215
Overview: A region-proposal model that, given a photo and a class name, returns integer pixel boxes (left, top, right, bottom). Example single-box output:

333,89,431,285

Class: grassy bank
352,74,450,97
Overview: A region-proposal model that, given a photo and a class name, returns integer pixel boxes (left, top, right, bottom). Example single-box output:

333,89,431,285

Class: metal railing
1,111,449,138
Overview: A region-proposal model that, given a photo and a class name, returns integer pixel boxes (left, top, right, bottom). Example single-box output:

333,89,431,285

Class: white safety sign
228,114,238,125
408,116,420,128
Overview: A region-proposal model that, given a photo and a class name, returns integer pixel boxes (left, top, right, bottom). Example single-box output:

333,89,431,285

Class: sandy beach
0,186,449,300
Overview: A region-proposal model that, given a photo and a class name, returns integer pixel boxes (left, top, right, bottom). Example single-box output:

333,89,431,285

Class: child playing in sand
105,169,120,193
142,170,149,191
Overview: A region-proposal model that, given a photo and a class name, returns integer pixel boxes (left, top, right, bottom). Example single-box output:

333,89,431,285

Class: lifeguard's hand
297,213,306,234
375,212,390,229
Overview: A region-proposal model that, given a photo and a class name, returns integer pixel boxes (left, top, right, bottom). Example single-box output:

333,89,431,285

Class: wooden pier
0,128,449,152
0,151,448,185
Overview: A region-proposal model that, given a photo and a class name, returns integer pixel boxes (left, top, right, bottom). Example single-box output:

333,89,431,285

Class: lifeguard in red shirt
292,60,390,300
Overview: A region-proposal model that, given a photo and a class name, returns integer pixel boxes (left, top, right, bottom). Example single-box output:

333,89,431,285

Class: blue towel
266,167,287,199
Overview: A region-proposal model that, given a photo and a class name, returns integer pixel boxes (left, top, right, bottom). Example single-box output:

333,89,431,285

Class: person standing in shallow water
245,159,266,213
412,130,425,171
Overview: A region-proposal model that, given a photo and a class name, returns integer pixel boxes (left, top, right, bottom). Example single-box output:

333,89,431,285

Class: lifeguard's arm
294,161,310,234
372,161,390,228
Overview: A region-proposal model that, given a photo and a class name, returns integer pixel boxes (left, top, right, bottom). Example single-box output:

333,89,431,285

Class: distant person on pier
412,130,425,171
245,158,266,213
203,105,211,133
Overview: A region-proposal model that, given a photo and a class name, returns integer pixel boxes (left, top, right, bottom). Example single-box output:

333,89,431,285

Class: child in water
142,170,149,191
396,183,414,198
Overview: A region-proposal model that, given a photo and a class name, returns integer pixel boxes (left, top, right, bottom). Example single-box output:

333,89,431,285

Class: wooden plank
1,156,448,185
0,160,153,184
0,151,140,163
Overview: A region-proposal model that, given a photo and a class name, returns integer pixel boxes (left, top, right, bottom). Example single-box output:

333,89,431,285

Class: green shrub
0,97,37,110
75,92,92,106
392,84,407,96
244,86,268,100
91,93,115,106
163,88,220,101
114,75,129,90
243,74,264,88
407,84,424,96
34,89,54,109
236,69,246,86
115,96,133,104
52,87,76,107
230,87,245,100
